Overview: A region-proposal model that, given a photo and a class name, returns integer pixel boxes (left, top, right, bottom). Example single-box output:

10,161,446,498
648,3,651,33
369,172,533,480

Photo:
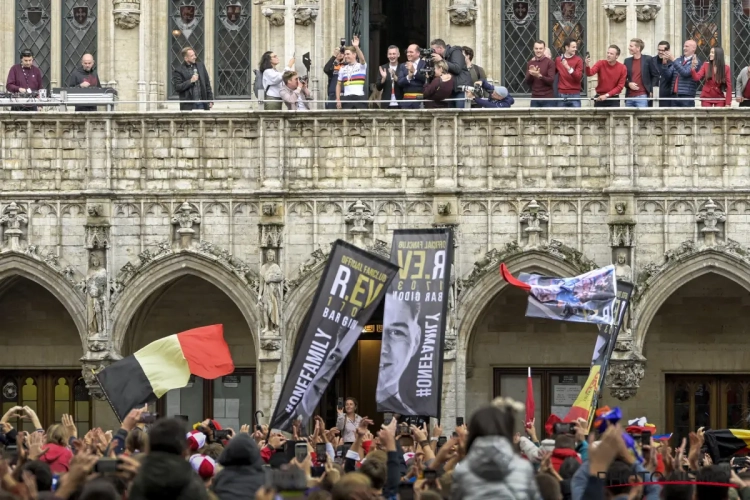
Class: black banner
269,240,398,432
376,228,454,417
586,279,634,427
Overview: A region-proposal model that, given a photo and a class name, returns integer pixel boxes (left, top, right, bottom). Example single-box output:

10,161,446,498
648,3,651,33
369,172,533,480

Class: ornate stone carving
262,7,285,26
0,202,28,251
113,0,140,29
615,202,627,215
172,202,201,249
366,239,391,260
447,0,477,25
346,200,373,248
285,247,330,292
19,246,84,291
614,249,633,282
84,252,108,339
262,203,277,217
634,238,750,303
610,223,635,248
606,356,646,400
260,224,283,249
259,249,283,335
294,6,318,25
696,199,726,247
261,339,281,351
461,239,598,292
603,2,627,22
519,200,549,248
635,1,661,21
82,362,108,400
437,202,452,216
111,240,259,302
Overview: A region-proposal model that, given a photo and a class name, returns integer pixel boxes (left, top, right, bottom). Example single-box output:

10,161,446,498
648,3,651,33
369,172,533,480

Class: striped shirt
338,63,367,96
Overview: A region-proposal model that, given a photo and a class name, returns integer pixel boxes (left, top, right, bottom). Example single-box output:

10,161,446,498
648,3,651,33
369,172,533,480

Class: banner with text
564,280,634,427
269,240,398,432
376,228,454,417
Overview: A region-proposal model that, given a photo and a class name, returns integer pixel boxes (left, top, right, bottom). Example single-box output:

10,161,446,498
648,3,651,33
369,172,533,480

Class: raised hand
62,414,78,439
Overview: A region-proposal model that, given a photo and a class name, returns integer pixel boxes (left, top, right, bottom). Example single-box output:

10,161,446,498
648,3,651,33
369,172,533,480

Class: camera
419,47,434,58
339,38,346,54
418,47,435,78
459,84,487,99
299,75,308,84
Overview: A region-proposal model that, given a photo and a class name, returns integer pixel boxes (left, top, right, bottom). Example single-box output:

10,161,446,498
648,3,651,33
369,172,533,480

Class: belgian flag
703,429,750,461
96,325,234,421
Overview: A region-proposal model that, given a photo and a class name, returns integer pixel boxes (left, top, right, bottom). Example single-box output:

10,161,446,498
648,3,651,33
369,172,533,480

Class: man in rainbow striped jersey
336,36,368,110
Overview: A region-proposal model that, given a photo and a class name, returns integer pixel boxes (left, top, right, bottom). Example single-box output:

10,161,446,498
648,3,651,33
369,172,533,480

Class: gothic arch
0,252,87,343
632,241,750,351
110,252,260,356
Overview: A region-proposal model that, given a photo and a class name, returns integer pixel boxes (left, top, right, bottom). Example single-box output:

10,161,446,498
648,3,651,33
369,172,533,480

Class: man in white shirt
336,36,368,110
279,71,311,111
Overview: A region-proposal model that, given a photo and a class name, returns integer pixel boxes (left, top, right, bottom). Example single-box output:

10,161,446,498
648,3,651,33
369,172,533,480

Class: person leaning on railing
259,50,294,111
422,61,454,109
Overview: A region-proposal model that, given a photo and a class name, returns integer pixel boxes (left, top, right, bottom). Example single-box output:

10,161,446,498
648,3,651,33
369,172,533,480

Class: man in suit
397,44,426,109
664,39,701,107
376,45,403,109
623,38,658,108
652,40,675,107
172,47,214,111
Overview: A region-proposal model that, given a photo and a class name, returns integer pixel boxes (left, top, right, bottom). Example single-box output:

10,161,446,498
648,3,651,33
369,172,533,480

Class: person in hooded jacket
67,53,101,112
128,418,208,500
39,424,73,474
211,433,266,500
550,435,582,472
452,399,541,500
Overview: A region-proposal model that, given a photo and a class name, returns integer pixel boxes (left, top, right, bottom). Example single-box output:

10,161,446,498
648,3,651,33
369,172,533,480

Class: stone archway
110,251,261,356
0,252,87,344
632,240,750,351
452,240,600,421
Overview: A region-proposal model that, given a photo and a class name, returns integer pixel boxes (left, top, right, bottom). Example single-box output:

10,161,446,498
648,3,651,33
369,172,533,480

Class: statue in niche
86,253,108,336
259,249,283,334
614,249,632,282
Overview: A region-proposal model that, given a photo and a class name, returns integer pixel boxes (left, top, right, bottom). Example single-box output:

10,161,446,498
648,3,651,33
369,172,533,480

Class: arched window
214,0,252,98
61,0,98,86
502,0,540,95
684,0,721,64
15,0,52,90
169,0,206,97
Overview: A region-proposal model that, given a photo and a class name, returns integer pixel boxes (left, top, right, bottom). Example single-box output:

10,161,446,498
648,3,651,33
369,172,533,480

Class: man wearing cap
466,80,515,108
6,49,44,111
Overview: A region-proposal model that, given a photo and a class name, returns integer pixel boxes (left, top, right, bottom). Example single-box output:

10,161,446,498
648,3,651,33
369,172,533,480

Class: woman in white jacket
259,51,294,110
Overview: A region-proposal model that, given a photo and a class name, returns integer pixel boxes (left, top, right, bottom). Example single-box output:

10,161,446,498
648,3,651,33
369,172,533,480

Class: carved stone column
609,197,636,339
345,200,373,249
0,202,29,252
80,203,116,400
171,202,201,249
520,200,548,248
696,199,726,248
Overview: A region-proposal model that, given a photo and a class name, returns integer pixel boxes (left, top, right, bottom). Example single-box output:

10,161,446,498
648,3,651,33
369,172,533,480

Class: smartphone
424,469,437,481
139,412,157,424
553,422,576,435
456,417,464,427
437,436,447,449
94,458,119,474
586,52,590,58
384,412,393,425
295,442,308,462
316,443,327,462
214,429,231,441
175,415,189,422
399,423,409,436
641,430,652,447
337,397,344,409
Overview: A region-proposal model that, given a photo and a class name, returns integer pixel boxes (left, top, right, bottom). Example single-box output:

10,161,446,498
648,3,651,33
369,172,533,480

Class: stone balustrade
1,110,748,194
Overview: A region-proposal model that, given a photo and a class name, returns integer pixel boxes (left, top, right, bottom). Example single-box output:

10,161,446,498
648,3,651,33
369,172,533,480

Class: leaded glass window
215,0,251,97
15,0,52,90
62,0,98,86
731,0,750,82
502,0,539,95
684,0,721,64
549,0,585,60
169,0,205,97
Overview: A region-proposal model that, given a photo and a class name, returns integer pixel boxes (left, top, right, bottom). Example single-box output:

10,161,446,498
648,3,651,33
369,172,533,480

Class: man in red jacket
555,37,584,107
525,40,556,108
586,44,627,108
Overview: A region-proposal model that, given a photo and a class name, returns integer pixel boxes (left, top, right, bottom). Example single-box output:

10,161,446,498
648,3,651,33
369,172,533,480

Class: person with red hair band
692,46,732,107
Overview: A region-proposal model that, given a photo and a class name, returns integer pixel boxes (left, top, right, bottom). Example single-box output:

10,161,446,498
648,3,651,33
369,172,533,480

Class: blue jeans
625,96,648,108
559,93,581,107
531,99,556,108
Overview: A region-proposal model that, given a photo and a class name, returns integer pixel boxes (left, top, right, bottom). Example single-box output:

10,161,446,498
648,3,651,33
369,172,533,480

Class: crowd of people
2,397,750,500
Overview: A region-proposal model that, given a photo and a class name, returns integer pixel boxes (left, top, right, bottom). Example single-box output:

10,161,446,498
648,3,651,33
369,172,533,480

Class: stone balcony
0,109,747,196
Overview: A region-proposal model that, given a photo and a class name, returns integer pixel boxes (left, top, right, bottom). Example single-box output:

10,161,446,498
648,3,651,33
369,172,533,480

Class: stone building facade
1,109,750,437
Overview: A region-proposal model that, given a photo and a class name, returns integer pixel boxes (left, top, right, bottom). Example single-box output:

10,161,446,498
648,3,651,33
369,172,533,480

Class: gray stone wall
1,109,750,427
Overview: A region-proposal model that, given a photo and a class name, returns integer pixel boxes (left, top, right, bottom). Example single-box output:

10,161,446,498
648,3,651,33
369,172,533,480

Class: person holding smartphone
336,397,362,444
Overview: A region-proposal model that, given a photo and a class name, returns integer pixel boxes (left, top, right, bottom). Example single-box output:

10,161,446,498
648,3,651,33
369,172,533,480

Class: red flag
525,367,535,427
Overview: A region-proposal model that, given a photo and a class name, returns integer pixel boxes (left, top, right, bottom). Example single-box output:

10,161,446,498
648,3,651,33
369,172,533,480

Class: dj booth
0,88,117,111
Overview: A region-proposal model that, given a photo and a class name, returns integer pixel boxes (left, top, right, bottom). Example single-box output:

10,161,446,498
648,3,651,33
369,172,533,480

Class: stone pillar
80,202,118,400
258,202,285,421
433,196,459,427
